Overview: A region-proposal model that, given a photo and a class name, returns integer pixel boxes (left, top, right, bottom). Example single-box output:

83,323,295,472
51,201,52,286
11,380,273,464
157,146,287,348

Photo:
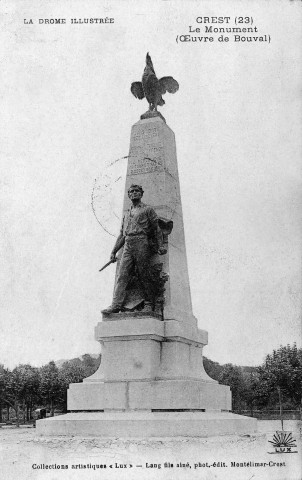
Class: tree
241,371,260,416
81,354,101,377
258,344,302,428
59,361,85,386
58,361,85,412
218,364,245,411
39,361,62,416
0,365,9,422
0,365,38,427
203,356,223,381
0,364,6,420
19,365,40,421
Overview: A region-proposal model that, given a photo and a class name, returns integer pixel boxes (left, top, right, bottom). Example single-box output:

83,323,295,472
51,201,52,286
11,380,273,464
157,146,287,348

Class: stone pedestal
36,116,257,436
67,313,231,413
37,411,256,438
37,312,257,436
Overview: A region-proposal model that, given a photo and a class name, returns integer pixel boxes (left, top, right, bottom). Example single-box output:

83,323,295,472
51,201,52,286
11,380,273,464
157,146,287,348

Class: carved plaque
132,125,159,143
129,126,164,175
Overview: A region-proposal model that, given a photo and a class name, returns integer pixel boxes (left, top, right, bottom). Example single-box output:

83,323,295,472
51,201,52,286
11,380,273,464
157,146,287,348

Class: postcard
0,1,301,479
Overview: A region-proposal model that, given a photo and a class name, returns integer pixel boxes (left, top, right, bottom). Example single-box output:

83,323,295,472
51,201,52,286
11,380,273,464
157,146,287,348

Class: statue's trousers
112,235,154,308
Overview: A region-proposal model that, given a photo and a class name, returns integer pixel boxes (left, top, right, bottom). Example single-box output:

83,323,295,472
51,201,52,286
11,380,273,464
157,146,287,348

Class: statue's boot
101,305,121,314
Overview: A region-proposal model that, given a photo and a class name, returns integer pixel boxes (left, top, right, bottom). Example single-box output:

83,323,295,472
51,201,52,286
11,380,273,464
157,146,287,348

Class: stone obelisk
36,55,257,436
122,116,194,324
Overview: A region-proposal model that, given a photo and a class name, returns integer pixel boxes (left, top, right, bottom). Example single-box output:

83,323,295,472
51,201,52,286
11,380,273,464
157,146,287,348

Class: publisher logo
268,431,298,454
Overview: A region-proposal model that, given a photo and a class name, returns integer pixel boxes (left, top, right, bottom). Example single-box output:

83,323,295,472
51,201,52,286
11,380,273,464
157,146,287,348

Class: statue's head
128,184,144,200
145,52,155,75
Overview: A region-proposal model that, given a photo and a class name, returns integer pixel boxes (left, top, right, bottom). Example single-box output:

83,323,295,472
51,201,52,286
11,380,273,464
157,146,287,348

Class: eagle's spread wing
158,77,179,95
131,82,145,100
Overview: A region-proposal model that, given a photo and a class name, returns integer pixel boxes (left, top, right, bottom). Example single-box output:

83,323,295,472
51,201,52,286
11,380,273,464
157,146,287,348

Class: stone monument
37,54,257,437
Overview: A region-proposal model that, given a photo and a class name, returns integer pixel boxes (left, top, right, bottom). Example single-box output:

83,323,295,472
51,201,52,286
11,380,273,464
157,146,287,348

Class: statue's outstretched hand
110,253,117,262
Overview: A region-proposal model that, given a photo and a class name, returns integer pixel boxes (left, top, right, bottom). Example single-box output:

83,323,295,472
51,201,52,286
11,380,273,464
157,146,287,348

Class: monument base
67,379,231,411
37,312,257,437
36,411,257,437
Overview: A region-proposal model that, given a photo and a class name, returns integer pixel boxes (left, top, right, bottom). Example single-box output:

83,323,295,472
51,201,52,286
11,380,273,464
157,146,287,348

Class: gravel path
0,420,301,479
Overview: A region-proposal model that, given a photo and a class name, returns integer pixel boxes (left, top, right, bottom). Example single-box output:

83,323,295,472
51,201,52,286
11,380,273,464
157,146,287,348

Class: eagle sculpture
131,53,179,111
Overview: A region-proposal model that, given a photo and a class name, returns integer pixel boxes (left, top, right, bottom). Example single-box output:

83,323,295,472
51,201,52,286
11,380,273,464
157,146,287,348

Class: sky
0,0,301,369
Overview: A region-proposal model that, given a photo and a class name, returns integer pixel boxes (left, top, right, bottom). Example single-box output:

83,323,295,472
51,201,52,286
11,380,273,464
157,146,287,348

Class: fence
236,410,301,420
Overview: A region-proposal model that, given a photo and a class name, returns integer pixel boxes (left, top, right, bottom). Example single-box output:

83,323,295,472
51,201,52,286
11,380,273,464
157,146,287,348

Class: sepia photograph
0,1,301,478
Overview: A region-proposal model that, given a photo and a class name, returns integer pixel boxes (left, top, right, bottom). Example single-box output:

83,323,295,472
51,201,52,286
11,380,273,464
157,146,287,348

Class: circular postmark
92,154,180,236
91,156,129,237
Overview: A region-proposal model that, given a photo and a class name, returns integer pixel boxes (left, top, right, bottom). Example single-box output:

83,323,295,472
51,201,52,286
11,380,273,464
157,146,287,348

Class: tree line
0,354,101,426
204,343,302,420
0,344,301,426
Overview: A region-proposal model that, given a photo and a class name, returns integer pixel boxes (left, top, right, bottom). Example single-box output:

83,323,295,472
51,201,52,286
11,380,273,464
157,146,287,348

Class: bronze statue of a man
102,185,166,314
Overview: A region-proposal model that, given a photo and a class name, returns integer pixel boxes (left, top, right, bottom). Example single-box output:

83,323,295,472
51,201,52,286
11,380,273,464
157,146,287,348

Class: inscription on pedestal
129,125,164,176
132,125,159,143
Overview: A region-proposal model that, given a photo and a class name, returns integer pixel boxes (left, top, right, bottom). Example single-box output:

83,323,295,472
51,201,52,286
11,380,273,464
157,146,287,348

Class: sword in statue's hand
99,255,117,272
99,235,124,272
